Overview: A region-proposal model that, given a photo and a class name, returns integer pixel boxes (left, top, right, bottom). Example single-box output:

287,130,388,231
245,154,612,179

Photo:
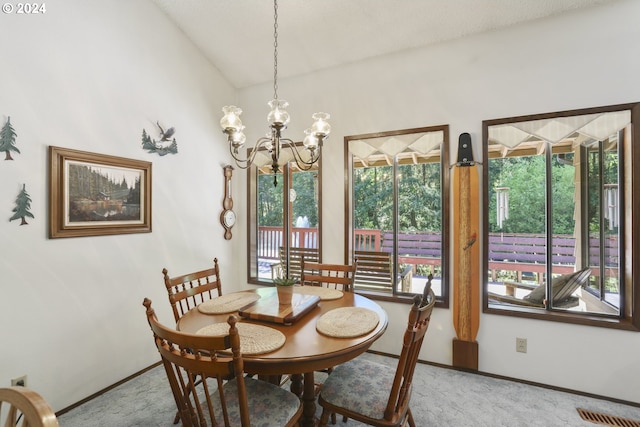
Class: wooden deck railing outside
258,226,319,260
257,227,618,280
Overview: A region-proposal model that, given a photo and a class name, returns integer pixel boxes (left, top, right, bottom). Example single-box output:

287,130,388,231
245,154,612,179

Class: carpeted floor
57,352,640,426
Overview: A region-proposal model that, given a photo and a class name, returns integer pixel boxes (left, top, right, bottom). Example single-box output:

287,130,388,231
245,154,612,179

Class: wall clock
220,165,235,240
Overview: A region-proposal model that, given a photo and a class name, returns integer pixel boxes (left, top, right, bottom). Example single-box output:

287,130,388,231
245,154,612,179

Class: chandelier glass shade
220,0,330,175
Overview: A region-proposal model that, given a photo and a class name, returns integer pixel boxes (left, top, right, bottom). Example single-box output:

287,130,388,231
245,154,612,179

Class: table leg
290,373,303,397
301,371,317,427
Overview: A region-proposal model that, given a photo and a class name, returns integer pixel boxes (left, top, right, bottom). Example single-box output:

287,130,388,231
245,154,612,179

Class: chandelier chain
219,0,329,180
273,0,279,100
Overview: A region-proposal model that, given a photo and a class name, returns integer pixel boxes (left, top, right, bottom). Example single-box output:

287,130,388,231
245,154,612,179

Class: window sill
355,289,449,309
485,303,639,331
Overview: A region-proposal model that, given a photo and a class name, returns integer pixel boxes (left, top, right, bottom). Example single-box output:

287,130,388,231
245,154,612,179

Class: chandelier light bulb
267,99,291,128
303,128,319,150
263,133,274,151
220,105,243,132
310,112,331,137
230,127,246,152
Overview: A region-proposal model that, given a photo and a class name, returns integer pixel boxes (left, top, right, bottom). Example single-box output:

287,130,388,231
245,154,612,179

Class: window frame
247,153,322,285
482,102,640,331
344,125,450,307
581,139,624,309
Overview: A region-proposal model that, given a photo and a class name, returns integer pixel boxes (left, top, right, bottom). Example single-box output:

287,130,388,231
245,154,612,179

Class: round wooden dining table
177,286,388,427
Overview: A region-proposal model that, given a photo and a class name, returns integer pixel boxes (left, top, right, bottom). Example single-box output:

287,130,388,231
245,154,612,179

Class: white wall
2,0,639,414
235,0,640,403
0,0,239,411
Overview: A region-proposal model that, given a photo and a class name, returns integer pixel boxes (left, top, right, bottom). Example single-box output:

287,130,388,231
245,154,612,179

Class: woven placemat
197,292,260,314
316,307,379,338
195,322,286,355
295,286,343,300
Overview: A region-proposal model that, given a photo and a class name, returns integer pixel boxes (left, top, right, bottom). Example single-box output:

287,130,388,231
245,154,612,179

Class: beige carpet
57,352,640,426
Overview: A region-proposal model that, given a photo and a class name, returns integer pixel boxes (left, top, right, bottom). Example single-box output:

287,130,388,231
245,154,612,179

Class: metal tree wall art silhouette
0,116,19,160
10,184,34,225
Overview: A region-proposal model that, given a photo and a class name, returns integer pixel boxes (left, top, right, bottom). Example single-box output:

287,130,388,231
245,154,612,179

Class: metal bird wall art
157,121,175,141
141,121,178,156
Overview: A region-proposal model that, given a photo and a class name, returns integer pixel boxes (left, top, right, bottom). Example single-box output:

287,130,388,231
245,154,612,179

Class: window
483,103,640,330
345,125,449,304
248,161,321,284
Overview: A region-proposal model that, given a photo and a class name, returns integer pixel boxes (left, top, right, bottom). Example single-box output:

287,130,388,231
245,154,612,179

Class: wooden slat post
452,133,480,370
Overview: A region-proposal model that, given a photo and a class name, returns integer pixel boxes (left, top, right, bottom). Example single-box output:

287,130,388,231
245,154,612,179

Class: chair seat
318,288,435,427
320,358,397,420
143,299,302,427
210,377,301,426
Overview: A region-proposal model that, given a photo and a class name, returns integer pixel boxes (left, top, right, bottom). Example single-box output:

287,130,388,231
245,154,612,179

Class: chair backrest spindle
163,258,222,322
300,260,357,292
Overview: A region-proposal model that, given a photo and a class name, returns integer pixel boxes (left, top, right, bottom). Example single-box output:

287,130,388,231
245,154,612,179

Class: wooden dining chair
163,259,225,423
163,258,222,322
142,298,303,427
317,281,437,427
300,260,357,292
300,259,358,422
0,386,59,427
270,246,320,280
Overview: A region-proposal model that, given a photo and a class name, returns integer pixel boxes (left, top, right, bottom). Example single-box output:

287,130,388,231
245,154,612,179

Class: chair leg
319,408,331,427
314,385,336,424
315,367,336,424
173,375,203,424
407,408,415,427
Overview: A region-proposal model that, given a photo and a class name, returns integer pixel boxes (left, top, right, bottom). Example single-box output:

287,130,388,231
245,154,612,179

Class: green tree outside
487,155,576,235
258,170,319,227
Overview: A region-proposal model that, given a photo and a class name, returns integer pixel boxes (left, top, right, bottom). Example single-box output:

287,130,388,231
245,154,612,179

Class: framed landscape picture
49,146,152,238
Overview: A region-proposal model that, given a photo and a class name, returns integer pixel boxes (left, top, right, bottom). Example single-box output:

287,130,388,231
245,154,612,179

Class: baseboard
55,361,162,416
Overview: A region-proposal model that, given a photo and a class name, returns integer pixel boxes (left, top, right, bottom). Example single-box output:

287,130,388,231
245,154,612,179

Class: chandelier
219,0,330,178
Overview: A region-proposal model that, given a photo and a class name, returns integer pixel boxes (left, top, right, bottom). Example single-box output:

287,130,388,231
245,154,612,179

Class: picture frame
49,146,152,238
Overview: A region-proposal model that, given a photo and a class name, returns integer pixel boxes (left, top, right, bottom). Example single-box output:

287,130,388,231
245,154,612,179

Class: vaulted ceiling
151,0,615,89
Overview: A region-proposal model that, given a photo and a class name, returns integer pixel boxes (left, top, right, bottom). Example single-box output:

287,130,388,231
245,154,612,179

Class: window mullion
283,165,291,274
579,145,589,279
598,141,606,297
545,141,553,310
616,129,625,315
392,157,399,294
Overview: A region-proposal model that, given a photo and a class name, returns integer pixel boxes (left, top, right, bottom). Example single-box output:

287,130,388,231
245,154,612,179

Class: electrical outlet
516,337,527,353
11,375,27,387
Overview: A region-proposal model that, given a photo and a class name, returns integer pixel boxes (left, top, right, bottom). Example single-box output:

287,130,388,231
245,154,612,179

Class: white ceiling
151,0,615,89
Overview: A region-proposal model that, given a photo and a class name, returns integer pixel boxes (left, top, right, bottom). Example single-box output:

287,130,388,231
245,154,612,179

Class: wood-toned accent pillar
452,133,480,370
